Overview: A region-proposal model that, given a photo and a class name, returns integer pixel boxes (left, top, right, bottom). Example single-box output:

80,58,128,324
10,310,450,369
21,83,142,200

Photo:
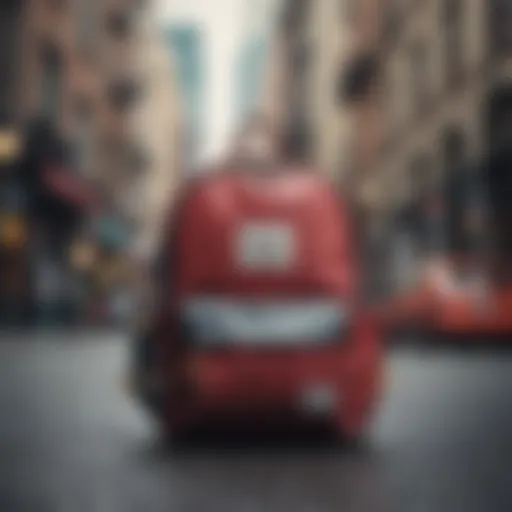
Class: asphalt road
0,330,511,512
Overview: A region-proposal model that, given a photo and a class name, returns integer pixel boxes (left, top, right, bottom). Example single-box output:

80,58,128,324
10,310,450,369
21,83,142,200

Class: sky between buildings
156,0,280,164
156,0,245,163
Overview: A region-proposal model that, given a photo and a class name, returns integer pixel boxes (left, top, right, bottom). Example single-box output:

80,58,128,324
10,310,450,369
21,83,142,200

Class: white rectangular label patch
236,222,297,272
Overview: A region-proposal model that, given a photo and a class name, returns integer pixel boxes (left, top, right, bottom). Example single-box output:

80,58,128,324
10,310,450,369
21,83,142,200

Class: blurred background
2,0,511,329
0,0,282,329
1,2,512,511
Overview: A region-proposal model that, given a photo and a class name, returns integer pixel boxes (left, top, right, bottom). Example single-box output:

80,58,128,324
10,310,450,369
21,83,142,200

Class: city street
0,331,511,512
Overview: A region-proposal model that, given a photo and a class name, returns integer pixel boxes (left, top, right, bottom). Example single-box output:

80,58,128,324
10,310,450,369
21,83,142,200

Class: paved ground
0,330,511,512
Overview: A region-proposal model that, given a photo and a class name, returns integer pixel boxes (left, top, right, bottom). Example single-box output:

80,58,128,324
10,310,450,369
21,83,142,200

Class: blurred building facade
272,0,511,190
269,0,512,298
267,0,385,297
308,0,349,179
377,0,486,210
339,0,382,198
338,0,385,298
0,0,161,326
164,25,205,168
130,14,183,267
0,1,23,125
372,0,512,292
274,0,353,178
272,0,384,183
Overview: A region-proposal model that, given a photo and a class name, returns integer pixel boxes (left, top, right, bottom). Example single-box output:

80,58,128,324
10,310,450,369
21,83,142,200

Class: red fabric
162,314,381,436
43,167,98,210
152,172,381,435
175,172,355,299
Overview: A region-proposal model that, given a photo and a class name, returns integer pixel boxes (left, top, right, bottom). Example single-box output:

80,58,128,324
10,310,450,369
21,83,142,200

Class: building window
339,54,378,103
106,9,133,39
441,127,468,251
442,0,464,88
409,155,433,250
107,78,141,110
0,1,22,123
487,87,512,152
409,41,429,117
40,45,62,122
485,136,512,258
489,0,512,55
